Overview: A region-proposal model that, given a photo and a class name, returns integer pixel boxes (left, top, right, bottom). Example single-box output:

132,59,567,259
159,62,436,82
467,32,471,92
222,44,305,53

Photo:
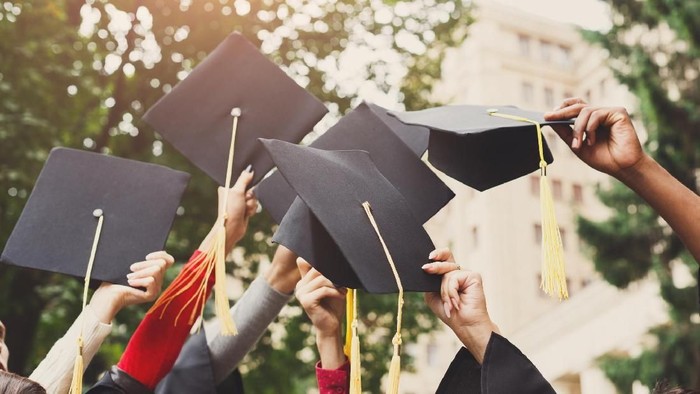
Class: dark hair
653,381,700,394
0,371,46,394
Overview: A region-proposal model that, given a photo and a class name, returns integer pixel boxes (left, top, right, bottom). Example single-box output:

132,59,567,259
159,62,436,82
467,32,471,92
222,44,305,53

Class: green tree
0,0,472,391
582,1,700,391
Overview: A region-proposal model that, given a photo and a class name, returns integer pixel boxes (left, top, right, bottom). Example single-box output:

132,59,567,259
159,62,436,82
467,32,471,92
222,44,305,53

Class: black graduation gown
88,330,244,394
436,333,555,394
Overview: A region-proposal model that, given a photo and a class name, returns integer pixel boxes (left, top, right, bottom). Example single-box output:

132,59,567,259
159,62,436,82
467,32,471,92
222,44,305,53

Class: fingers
123,277,159,302
550,124,574,148
231,165,255,194
428,247,454,262
296,258,314,279
422,261,460,275
129,257,170,276
245,192,258,217
555,97,587,111
145,251,174,265
544,102,586,121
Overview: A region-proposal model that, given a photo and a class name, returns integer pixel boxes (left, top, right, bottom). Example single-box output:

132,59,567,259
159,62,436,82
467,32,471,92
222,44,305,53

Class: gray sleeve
204,275,293,383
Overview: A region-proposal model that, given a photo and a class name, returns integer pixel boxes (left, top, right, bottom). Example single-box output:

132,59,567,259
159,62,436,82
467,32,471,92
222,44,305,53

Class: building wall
398,2,666,393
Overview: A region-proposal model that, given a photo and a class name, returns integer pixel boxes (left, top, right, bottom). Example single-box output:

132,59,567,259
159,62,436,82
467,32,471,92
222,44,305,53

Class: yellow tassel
68,339,83,394
487,109,568,300
70,210,104,394
344,288,354,357
214,220,237,335
361,202,404,394
539,169,568,299
386,334,402,394
349,289,362,394
147,109,243,334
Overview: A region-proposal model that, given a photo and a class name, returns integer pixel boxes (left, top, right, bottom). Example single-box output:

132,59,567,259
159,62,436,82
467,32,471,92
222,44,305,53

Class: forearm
616,154,700,262
30,306,112,393
453,320,500,364
264,245,300,294
118,251,214,390
204,275,293,383
316,331,345,370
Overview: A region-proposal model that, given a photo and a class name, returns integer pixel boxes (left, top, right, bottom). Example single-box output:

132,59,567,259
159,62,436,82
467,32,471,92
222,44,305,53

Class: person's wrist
88,287,122,324
316,329,345,369
614,153,655,186
453,319,499,364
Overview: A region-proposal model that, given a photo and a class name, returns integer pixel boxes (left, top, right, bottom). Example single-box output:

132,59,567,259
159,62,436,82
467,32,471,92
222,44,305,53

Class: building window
572,184,583,203
544,87,554,108
540,40,553,62
558,45,572,68
552,179,563,200
518,34,531,56
534,223,542,245
530,176,540,196
471,226,479,249
522,82,534,102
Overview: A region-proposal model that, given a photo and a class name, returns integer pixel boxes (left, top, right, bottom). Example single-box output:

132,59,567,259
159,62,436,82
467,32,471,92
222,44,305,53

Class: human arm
198,245,298,383
423,248,499,364
117,169,258,390
544,100,700,262
29,252,173,393
296,259,349,394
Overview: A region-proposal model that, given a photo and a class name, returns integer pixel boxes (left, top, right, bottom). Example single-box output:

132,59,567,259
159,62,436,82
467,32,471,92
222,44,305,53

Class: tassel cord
69,211,104,394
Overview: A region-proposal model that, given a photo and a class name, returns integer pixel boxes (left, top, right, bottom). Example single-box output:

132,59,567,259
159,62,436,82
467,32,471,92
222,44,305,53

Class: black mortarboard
142,32,327,186
389,105,574,191
393,105,575,300
260,139,440,293
1,147,190,286
366,103,430,156
255,102,452,225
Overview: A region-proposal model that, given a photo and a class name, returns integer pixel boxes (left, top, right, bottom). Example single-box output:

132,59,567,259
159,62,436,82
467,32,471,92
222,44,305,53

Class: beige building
399,2,668,393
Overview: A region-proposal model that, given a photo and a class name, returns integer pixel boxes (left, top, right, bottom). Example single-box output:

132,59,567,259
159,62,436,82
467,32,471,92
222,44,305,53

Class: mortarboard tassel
69,209,105,394
147,109,243,335
348,289,362,394
488,109,568,300
362,202,404,394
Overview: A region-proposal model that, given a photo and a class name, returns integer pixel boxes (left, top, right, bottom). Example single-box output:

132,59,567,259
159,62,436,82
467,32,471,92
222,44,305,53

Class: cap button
93,209,103,217
230,107,242,117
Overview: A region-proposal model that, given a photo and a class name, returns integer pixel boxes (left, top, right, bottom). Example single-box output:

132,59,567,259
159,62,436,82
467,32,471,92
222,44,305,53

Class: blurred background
0,0,697,393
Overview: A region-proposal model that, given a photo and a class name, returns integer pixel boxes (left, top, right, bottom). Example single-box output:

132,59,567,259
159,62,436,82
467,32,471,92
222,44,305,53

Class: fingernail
245,164,253,173
422,263,431,270
587,138,593,146
443,301,451,318
452,298,460,311
572,137,579,149
127,273,135,279
428,250,437,259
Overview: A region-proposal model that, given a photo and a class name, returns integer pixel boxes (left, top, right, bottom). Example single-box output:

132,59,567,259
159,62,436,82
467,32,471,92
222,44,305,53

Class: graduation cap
255,101,450,225
142,32,327,334
143,32,328,187
0,147,189,393
261,138,441,394
391,105,574,299
1,148,189,285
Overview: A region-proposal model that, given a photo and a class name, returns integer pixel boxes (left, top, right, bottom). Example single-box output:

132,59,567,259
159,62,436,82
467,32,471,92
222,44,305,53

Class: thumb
232,165,254,194
296,257,312,278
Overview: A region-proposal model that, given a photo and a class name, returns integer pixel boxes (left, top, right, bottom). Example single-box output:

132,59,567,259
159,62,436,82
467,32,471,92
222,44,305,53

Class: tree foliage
582,0,700,390
0,0,472,391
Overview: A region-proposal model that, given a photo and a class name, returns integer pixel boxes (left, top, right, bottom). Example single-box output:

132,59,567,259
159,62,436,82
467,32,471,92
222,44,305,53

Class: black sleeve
436,333,555,394
87,366,153,394
155,329,245,394
155,330,218,394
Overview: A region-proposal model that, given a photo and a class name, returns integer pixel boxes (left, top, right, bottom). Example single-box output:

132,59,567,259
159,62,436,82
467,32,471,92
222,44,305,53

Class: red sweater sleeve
117,250,214,390
315,359,350,394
